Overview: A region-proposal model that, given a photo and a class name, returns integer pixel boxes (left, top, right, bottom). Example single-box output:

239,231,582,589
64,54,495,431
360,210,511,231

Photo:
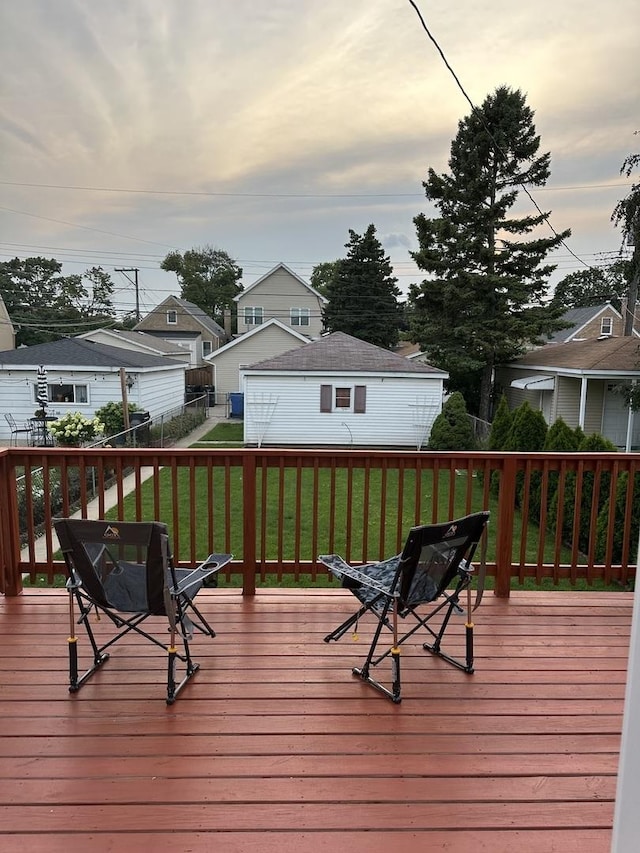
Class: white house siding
0,365,185,441
208,326,308,400
241,372,444,447
236,268,323,338
123,366,186,420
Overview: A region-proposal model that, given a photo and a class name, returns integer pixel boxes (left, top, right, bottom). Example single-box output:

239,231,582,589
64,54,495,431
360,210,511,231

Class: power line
406,0,593,270
0,204,178,250
0,178,630,197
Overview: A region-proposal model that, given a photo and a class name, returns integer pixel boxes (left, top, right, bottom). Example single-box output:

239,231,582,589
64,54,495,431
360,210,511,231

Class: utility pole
115,267,140,322
623,213,640,336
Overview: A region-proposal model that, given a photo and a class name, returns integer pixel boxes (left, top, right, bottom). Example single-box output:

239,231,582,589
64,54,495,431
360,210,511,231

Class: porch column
625,380,636,452
578,376,588,429
612,541,640,850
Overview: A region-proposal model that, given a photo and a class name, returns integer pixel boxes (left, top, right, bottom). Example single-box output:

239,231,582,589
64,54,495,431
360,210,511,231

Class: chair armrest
318,554,399,598
172,553,233,595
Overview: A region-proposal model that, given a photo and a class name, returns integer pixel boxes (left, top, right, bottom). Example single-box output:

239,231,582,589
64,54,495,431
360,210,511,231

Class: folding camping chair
54,518,232,704
320,511,490,702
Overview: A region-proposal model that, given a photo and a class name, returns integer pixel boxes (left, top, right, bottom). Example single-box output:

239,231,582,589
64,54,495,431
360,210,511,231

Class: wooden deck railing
1,446,638,597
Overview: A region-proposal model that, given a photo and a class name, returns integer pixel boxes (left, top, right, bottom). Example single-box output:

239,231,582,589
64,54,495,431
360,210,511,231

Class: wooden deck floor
0,587,633,852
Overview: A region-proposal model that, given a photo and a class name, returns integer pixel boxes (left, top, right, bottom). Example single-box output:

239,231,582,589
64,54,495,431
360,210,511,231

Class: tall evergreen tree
322,224,402,349
408,86,570,421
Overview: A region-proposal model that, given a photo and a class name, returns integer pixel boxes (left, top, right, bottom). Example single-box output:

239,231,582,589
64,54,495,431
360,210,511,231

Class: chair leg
67,587,110,693
352,599,403,703
166,642,200,705
422,593,474,673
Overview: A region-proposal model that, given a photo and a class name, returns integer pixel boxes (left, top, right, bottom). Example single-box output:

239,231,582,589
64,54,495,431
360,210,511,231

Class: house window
291,307,310,327
202,340,212,357
35,383,89,405
320,384,366,413
601,317,613,336
335,387,351,408
167,310,177,324
244,306,264,326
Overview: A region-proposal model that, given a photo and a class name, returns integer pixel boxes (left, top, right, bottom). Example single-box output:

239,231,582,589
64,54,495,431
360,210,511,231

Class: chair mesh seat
54,518,232,704
320,511,490,703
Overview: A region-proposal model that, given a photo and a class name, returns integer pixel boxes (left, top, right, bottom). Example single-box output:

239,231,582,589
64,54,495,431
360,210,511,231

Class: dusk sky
1,0,637,320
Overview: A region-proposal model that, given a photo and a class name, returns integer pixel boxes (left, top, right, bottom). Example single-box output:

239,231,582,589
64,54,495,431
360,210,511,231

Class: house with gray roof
547,303,636,344
496,336,640,449
134,295,228,366
240,331,448,448
0,338,185,442
78,328,192,364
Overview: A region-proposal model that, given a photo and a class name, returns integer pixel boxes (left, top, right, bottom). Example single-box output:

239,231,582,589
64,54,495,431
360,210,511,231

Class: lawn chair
320,510,490,702
54,518,232,704
4,413,32,446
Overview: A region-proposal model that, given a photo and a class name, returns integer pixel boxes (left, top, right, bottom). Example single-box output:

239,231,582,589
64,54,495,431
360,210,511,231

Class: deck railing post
495,455,517,598
0,451,22,596
242,451,257,597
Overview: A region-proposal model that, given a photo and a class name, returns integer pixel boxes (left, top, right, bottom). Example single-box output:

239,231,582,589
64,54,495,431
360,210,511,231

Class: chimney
223,308,232,339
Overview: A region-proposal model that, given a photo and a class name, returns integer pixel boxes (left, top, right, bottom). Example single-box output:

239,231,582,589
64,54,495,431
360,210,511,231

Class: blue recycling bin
229,392,244,418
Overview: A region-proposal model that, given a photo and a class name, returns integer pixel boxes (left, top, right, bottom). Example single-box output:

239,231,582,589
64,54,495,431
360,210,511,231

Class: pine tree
488,395,513,450
408,86,570,421
427,392,475,450
322,224,402,349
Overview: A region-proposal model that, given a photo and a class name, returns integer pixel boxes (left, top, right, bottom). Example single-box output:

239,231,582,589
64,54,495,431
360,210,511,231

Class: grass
191,421,244,445
22,423,629,592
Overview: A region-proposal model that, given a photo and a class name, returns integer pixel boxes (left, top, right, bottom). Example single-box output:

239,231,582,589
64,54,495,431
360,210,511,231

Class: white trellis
408,396,439,450
247,393,279,448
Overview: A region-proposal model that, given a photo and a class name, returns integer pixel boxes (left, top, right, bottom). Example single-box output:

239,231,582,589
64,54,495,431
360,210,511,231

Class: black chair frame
54,518,232,704
321,511,490,703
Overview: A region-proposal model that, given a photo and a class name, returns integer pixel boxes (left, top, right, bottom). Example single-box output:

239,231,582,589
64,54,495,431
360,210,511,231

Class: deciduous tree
0,257,116,346
161,245,242,326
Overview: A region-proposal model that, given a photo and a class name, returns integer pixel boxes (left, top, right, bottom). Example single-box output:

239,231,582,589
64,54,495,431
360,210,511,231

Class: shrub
488,395,512,451
95,401,140,439
49,412,104,446
596,469,640,568
148,409,206,446
427,392,475,451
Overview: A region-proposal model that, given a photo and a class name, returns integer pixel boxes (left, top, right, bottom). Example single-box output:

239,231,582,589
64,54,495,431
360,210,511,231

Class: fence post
242,451,257,596
495,455,516,598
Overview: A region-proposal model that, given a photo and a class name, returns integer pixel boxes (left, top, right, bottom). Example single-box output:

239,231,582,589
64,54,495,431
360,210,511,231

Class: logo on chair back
103,525,120,539
444,523,458,538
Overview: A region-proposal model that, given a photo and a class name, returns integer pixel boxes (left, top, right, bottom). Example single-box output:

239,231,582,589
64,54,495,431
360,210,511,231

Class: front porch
0,586,632,852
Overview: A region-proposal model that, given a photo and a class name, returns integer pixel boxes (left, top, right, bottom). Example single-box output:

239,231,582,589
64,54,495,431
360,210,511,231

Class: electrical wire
406,0,594,270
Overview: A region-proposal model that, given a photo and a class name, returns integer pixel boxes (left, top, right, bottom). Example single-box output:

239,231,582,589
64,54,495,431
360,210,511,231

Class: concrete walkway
21,407,232,565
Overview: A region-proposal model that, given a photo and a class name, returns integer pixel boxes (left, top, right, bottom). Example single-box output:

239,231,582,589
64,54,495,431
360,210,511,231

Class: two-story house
234,263,326,339
134,296,228,367
205,264,328,403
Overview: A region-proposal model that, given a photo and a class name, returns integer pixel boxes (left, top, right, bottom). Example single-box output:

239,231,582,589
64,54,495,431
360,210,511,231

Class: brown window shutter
320,384,332,412
354,385,366,413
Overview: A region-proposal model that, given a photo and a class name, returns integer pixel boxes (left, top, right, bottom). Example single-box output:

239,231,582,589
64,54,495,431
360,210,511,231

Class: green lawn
191,421,243,445
23,424,626,591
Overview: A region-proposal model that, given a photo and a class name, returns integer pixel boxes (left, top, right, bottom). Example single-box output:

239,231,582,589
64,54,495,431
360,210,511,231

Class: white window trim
34,382,90,405
244,306,264,326
601,317,613,335
290,307,310,326
167,310,178,324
